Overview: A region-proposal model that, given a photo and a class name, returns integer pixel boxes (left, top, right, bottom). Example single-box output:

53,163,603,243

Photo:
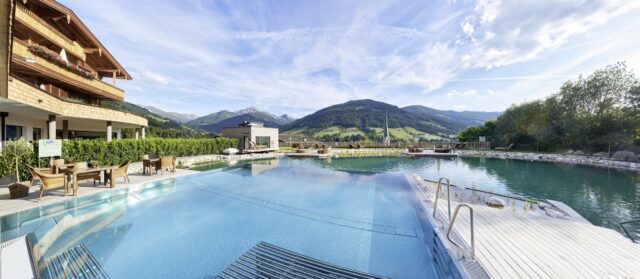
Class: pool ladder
619,219,640,243
433,177,475,260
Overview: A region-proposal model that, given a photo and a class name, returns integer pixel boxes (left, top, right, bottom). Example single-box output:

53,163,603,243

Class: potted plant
3,139,33,199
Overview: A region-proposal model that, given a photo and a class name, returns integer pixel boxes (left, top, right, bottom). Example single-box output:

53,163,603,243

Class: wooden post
62,120,69,139
0,112,7,147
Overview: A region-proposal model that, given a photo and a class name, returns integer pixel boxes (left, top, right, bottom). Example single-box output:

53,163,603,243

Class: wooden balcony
11,39,124,101
15,4,86,61
7,77,147,127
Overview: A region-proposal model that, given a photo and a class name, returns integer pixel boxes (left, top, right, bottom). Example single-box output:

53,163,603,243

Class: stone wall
458,150,640,171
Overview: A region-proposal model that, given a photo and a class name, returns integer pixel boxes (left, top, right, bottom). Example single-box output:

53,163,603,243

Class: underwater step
217,241,387,279
41,244,108,279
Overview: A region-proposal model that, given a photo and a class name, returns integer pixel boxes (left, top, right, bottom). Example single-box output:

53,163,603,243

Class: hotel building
0,0,147,145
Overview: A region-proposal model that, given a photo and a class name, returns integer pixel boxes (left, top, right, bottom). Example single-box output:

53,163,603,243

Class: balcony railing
15,4,86,61
12,39,124,100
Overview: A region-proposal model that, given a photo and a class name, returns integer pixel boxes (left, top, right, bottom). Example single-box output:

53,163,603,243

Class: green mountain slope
101,101,213,138
281,99,463,141
402,105,500,127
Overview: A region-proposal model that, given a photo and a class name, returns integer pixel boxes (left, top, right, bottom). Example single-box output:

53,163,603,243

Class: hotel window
5,125,23,140
33,128,42,141
255,136,270,148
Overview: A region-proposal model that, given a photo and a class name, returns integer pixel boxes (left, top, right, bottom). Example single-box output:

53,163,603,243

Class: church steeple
383,111,390,145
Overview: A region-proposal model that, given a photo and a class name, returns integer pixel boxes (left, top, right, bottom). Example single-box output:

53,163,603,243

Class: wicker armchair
26,165,52,186
159,156,176,175
109,160,130,183
32,168,67,202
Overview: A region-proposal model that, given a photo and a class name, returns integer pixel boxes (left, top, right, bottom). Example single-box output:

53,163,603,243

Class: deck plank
418,178,640,278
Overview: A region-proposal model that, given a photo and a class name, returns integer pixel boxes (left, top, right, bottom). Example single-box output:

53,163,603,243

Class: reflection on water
314,156,640,230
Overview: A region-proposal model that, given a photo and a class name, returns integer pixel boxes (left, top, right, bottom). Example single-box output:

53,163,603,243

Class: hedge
1,137,238,181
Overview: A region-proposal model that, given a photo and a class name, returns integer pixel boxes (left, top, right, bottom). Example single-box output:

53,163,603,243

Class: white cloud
60,0,640,115
446,89,477,98
140,71,169,86
462,0,640,69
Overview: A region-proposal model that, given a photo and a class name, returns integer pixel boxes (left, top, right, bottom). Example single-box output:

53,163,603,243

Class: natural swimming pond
308,156,640,231
3,156,638,278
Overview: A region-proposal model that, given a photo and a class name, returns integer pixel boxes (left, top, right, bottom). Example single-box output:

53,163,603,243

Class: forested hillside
459,62,640,152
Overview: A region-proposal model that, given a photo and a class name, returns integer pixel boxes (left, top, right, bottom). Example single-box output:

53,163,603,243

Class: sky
60,0,640,118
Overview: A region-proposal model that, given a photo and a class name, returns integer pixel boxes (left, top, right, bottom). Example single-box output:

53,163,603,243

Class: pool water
4,156,639,278
312,156,640,230
30,158,439,278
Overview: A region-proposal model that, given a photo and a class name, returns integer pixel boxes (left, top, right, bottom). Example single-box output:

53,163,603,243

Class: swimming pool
3,158,443,278
3,156,638,278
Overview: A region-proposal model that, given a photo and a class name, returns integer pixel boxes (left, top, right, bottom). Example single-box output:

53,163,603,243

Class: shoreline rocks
458,150,640,171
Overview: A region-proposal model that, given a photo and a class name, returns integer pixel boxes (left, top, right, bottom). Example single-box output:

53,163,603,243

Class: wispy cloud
60,0,640,116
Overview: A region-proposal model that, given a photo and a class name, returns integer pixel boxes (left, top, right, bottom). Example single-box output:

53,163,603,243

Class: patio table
66,166,116,196
143,158,160,175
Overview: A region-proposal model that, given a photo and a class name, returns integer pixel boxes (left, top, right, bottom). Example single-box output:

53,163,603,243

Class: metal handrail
447,204,475,259
432,177,452,220
619,219,640,243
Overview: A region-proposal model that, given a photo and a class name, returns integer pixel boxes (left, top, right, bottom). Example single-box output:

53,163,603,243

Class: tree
458,62,640,152
2,139,33,182
458,120,497,143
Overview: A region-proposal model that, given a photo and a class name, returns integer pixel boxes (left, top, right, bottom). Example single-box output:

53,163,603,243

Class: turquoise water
21,158,439,278
312,156,640,230
4,156,638,278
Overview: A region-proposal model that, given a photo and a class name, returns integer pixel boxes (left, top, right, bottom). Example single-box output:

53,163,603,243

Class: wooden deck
404,151,459,158
411,175,640,279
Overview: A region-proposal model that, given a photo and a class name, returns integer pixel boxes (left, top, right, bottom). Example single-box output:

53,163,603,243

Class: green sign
38,139,62,157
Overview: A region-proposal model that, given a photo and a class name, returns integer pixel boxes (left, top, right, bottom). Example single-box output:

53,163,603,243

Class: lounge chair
495,143,514,151
454,143,467,150
318,146,332,154
159,156,176,175
31,168,67,202
26,165,52,186
108,160,130,183
434,145,452,153
73,162,101,186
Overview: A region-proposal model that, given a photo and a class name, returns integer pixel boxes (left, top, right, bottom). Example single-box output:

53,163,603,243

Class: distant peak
234,106,259,114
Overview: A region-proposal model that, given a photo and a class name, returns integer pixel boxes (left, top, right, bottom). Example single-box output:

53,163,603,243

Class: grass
313,126,367,138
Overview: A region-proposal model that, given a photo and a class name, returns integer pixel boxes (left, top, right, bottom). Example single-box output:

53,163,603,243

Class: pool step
217,241,387,279
41,244,108,279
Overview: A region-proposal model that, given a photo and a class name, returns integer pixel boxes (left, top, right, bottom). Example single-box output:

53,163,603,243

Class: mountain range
281,99,500,141
135,99,500,141
144,106,198,123
187,107,295,133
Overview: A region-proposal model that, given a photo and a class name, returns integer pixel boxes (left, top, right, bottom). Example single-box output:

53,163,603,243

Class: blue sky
61,0,640,117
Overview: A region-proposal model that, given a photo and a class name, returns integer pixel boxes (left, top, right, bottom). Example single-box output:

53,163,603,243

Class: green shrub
0,137,237,181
